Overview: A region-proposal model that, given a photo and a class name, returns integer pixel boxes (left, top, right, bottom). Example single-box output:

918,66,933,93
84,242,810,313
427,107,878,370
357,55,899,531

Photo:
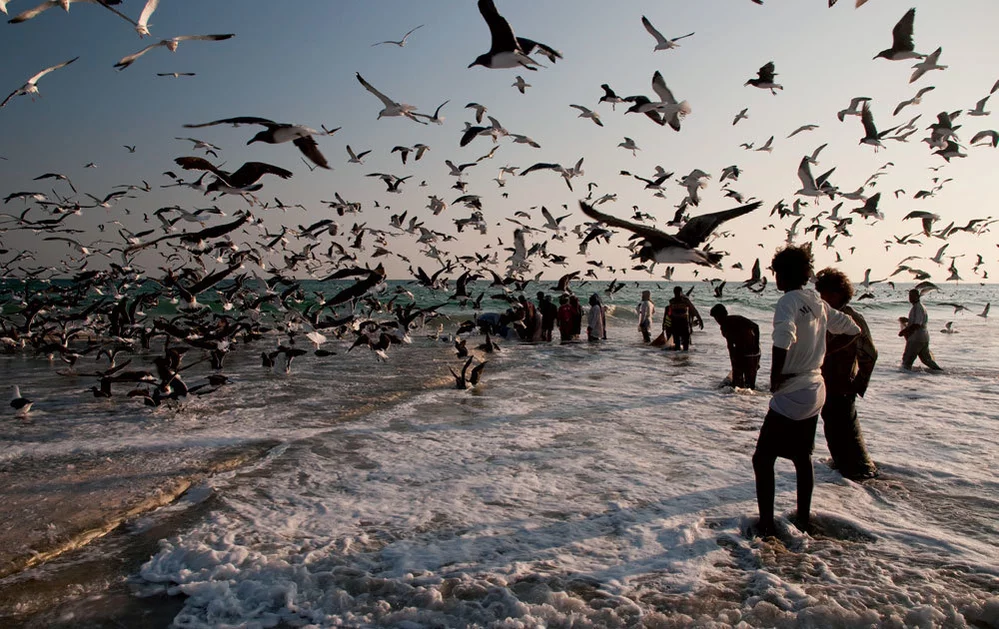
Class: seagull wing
355,72,397,108
174,156,231,184
675,201,762,248
579,201,685,249
519,163,562,176
171,34,235,43
8,0,58,24
114,41,166,69
26,56,79,85
758,62,776,82
569,104,590,114
641,16,668,46
183,116,277,129
891,8,916,54
650,71,678,105
478,0,519,54
293,135,330,169
137,0,159,32
797,157,817,191
861,103,878,137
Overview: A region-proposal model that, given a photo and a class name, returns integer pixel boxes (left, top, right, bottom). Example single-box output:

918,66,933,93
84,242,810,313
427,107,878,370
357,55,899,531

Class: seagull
933,140,966,162
355,72,424,123
512,75,531,94
183,116,330,169
860,103,898,150
625,71,691,131
978,303,990,318
346,145,372,164
851,192,883,220
940,321,958,334
732,108,749,125
570,104,603,126
450,356,486,390
1,56,78,109
745,61,783,94
837,96,872,122
412,99,449,125
469,0,559,70
640,16,694,51
909,47,946,83
372,24,424,47
135,0,158,36
618,137,640,156
10,385,31,417
114,34,235,70
598,84,625,110
8,0,134,26
754,136,775,153
156,72,196,78
893,86,934,116
787,124,818,138
902,210,939,236
173,156,292,193
796,157,836,199
970,130,998,147
967,95,991,117
875,8,924,61
579,200,761,267
465,102,487,123
33,171,76,193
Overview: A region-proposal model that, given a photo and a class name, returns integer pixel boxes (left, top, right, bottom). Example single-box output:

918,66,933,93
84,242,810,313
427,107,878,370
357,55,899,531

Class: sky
1,0,998,283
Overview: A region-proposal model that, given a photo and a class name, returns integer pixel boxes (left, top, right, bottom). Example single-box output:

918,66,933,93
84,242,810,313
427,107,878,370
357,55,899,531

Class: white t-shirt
770,288,861,420
637,300,655,326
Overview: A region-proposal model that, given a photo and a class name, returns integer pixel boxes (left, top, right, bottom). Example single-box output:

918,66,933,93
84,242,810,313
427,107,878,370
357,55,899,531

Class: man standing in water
667,287,703,351
814,269,878,481
636,290,656,343
709,304,760,389
899,288,943,371
754,246,861,537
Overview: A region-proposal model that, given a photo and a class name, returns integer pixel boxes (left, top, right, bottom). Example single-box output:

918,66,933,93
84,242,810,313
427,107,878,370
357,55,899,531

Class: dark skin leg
791,455,814,531
752,450,777,536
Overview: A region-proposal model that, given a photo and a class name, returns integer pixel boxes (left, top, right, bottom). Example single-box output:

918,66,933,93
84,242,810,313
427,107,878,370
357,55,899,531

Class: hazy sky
1,0,997,283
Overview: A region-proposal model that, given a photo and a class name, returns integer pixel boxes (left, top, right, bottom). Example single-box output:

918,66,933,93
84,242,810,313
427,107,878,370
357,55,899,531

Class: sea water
2,281,998,627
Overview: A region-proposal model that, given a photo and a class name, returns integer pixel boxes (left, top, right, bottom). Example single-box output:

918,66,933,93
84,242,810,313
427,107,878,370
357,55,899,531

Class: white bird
787,124,819,138
570,104,603,127
372,24,424,47
893,86,934,116
755,136,775,153
114,34,235,70
640,16,694,51
135,0,159,37
510,134,540,148
346,145,371,164
1,56,78,109
909,47,946,84
355,72,423,123
11,385,32,416
967,95,991,117
837,96,871,122
8,0,134,26
732,108,748,126
512,75,531,94
970,130,998,148
629,71,691,132
618,137,640,156
978,303,990,318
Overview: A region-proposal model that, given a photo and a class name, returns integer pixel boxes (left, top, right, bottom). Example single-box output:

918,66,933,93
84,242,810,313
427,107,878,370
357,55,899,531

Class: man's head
909,288,920,303
559,294,568,305
641,290,651,301
537,291,545,301
771,244,813,292
674,286,683,296
814,268,853,309
709,303,727,324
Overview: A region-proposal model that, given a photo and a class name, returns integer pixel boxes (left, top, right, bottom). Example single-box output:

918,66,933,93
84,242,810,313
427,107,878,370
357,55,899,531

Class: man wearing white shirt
899,288,943,371
753,245,861,537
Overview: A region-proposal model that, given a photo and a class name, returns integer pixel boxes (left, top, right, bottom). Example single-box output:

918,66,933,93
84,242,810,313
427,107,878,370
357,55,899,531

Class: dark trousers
640,320,651,343
673,320,691,350
732,352,760,389
821,393,876,479
753,410,817,532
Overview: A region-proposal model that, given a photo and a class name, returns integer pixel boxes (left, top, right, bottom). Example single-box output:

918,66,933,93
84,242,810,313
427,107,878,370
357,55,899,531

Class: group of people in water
476,243,946,539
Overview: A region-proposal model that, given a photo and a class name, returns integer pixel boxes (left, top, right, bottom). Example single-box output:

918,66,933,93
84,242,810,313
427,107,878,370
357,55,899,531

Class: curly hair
814,267,854,303
771,244,813,290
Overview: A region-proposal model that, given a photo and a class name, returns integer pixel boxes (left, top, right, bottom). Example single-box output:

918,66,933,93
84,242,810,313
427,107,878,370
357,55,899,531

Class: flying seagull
469,0,560,70
569,104,603,126
893,86,934,116
372,24,424,47
579,200,761,266
157,72,196,78
640,16,694,51
174,156,292,193
355,72,424,123
874,8,924,61
745,61,783,94
183,116,330,169
1,56,78,109
114,34,235,70
860,103,898,150
135,0,159,37
909,47,946,83
8,0,135,27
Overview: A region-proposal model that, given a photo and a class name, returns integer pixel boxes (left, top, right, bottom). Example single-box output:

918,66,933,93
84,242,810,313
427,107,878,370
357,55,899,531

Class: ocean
2,280,998,628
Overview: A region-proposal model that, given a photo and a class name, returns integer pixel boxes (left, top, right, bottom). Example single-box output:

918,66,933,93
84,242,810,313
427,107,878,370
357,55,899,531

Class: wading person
709,303,760,389
636,290,656,343
899,288,943,371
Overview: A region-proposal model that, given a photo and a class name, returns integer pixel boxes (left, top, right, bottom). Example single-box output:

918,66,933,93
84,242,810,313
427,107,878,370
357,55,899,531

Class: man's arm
850,310,878,396
771,346,788,393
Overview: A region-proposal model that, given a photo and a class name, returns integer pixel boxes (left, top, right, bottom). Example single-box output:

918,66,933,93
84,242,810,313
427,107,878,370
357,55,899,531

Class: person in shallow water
636,290,656,343
754,245,861,537
537,291,557,342
586,293,607,342
899,288,943,371
556,294,574,342
569,294,583,339
667,286,703,351
709,303,760,389
814,268,879,481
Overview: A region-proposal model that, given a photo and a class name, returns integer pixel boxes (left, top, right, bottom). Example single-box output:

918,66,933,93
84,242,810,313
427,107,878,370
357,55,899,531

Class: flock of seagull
2,0,997,415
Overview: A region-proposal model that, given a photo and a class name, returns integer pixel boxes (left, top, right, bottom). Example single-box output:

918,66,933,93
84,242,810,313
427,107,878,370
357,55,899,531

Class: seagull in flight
837,96,871,122
860,103,898,150
114,34,235,70
875,8,924,61
183,116,330,169
469,0,560,70
372,24,424,47
174,156,292,193
640,16,694,51
355,72,424,123
135,0,159,37
967,95,991,117
909,47,946,83
598,84,625,110
570,104,603,126
157,72,196,78
787,124,819,138
745,61,783,94
1,56,78,109
512,75,531,94
8,0,134,27
579,200,761,267
893,86,934,116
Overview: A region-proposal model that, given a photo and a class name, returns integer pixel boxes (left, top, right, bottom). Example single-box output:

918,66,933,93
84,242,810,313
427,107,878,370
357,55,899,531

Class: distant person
709,304,760,389
753,245,861,538
814,268,878,481
668,287,703,351
569,294,583,339
518,295,538,342
587,293,607,342
556,295,575,342
899,288,943,371
538,291,557,342
636,290,656,343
